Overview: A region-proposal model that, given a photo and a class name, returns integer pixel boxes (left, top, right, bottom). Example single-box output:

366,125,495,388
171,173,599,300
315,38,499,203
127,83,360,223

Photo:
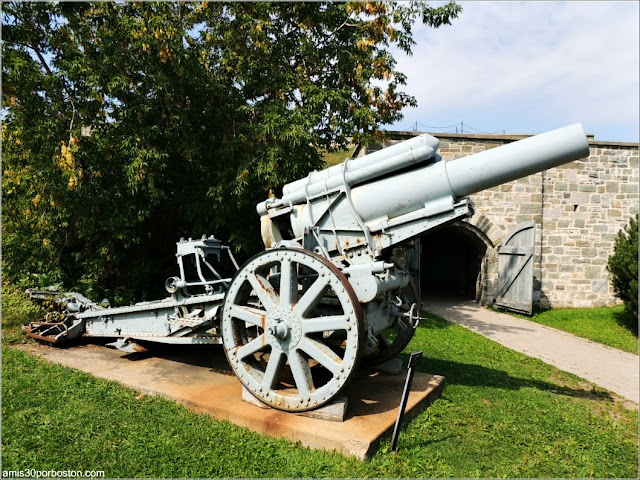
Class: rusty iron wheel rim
363,279,419,367
221,248,363,412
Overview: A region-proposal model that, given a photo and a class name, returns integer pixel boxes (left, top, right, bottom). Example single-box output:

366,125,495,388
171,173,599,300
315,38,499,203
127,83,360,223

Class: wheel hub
266,309,302,351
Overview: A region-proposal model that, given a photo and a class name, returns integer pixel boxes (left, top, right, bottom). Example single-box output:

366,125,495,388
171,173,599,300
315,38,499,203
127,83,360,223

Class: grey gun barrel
348,123,589,225
258,123,590,255
446,123,589,198
282,133,440,201
258,133,440,215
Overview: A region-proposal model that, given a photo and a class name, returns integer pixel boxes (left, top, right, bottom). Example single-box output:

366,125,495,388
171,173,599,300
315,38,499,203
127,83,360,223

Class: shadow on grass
116,331,610,405
396,351,614,404
613,308,638,337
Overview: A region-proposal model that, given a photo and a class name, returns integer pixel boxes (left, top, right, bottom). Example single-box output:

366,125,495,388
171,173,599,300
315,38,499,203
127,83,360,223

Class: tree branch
28,42,54,76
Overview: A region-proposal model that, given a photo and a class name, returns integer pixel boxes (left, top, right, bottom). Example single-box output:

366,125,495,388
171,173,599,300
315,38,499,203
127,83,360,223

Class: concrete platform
16,343,444,459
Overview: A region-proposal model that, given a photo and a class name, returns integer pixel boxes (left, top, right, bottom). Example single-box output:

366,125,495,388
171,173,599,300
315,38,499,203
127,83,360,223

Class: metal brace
341,157,375,252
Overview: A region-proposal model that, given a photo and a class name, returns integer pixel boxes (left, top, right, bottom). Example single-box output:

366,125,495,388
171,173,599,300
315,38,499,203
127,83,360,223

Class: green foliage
1,280,47,344
1,1,461,303
3,313,638,477
607,215,638,319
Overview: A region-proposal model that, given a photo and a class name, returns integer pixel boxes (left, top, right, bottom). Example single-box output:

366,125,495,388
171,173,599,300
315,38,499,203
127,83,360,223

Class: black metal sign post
390,351,423,452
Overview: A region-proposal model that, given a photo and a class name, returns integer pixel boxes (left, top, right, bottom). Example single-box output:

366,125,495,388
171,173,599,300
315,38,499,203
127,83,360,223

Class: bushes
607,214,638,319
1,279,47,344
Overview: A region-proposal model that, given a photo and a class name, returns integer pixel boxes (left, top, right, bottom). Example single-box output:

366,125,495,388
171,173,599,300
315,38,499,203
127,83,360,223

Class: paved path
423,297,639,404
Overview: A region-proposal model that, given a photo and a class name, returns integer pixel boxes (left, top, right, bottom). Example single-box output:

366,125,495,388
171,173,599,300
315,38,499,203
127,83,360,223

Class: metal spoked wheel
221,248,363,412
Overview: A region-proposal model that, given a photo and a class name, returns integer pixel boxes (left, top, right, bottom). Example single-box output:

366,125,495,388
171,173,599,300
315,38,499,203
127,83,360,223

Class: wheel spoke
298,337,342,376
293,277,329,317
247,273,279,313
236,334,267,361
302,315,348,334
262,350,285,390
288,350,313,397
279,259,298,307
230,305,266,327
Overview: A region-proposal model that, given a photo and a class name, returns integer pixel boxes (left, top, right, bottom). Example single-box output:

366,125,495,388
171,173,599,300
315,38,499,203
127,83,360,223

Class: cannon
25,123,590,412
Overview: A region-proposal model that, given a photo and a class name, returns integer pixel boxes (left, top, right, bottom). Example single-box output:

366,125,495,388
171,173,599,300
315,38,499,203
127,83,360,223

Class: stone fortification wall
366,131,639,308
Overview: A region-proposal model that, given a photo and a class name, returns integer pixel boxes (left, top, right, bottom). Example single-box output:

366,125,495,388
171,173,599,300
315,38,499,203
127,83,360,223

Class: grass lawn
492,305,638,355
321,146,357,168
2,310,638,478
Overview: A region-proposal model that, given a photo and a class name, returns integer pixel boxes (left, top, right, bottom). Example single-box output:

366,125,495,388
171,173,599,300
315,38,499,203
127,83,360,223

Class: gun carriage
25,124,590,412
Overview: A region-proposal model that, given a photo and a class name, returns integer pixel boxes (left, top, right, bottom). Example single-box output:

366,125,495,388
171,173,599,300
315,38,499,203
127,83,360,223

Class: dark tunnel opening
420,223,488,301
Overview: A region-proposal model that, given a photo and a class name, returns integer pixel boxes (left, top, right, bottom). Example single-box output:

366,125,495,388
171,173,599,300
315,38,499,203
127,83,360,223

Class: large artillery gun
25,124,590,412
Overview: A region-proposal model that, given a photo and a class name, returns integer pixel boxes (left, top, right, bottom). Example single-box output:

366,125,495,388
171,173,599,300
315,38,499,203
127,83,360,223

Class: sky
384,1,639,143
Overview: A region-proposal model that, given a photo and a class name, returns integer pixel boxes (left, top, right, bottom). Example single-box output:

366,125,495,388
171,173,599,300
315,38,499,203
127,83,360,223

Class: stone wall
364,131,639,308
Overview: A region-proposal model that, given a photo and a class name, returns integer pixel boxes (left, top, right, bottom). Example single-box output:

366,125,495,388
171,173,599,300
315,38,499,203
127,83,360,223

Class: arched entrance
420,222,493,302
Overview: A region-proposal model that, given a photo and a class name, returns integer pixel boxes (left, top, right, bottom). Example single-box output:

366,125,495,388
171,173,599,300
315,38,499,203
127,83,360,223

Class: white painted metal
221,248,363,412
445,123,589,198
258,133,440,215
348,124,589,225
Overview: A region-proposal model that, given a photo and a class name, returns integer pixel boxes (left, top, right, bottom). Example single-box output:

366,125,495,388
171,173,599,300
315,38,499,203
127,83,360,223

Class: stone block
546,236,563,246
578,184,596,192
592,281,609,294
584,266,602,279
571,192,590,204
519,203,540,214
574,219,585,228
605,182,619,193
561,160,583,170
620,183,638,194
554,182,568,191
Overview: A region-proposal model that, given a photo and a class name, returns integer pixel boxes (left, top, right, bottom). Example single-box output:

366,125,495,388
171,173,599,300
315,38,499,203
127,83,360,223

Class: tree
2,1,461,302
607,215,638,319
